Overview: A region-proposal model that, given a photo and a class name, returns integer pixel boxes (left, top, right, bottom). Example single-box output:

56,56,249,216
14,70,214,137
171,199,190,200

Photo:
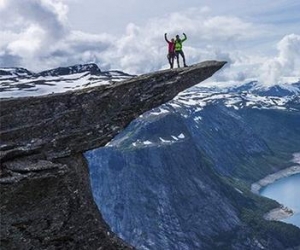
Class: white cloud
0,1,299,86
259,34,300,85
0,0,68,35
0,0,7,9
0,0,70,69
7,24,44,56
98,8,264,74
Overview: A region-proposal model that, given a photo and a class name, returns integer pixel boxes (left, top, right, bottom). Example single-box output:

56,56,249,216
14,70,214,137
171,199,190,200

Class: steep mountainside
86,83,300,249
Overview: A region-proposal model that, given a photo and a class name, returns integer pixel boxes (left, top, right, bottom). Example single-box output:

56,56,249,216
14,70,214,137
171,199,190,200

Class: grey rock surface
1,154,132,250
0,61,225,249
0,61,225,161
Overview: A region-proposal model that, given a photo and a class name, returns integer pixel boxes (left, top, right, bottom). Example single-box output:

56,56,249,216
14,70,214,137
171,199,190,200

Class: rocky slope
0,61,225,249
86,82,300,249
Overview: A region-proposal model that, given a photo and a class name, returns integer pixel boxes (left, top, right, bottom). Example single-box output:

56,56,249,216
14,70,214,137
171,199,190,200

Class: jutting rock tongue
0,61,226,250
0,61,226,161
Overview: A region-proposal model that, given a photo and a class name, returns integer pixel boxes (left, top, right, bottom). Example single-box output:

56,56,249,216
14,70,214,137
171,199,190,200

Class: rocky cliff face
1,154,132,250
86,83,300,249
0,61,226,161
0,61,225,249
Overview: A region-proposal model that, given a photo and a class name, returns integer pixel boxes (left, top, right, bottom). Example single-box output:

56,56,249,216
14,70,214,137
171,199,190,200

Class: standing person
175,33,188,67
164,33,176,69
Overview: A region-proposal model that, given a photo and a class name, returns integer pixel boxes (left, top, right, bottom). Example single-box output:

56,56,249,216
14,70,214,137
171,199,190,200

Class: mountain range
0,63,134,98
85,69,300,249
1,63,300,249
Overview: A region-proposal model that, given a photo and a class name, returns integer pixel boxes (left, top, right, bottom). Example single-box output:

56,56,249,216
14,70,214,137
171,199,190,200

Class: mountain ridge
1,63,300,99
86,79,300,249
0,63,103,77
0,63,134,98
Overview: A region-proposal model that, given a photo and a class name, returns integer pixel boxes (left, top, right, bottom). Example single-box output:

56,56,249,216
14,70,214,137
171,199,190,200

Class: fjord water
260,174,300,228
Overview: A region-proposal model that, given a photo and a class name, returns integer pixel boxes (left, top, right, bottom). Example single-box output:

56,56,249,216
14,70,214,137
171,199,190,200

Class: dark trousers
175,50,187,67
167,52,176,68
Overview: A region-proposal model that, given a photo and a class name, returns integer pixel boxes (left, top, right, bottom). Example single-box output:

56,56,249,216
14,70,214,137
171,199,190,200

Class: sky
0,0,299,85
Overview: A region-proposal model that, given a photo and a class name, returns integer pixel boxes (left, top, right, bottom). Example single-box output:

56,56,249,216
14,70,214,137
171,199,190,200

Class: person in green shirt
174,33,188,68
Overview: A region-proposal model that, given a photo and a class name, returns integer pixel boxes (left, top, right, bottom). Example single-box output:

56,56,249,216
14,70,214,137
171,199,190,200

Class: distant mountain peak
0,67,34,78
255,84,300,97
223,80,300,97
0,63,135,98
37,63,102,77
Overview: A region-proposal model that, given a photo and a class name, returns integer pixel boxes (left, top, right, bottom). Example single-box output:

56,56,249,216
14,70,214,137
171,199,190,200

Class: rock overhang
0,61,226,162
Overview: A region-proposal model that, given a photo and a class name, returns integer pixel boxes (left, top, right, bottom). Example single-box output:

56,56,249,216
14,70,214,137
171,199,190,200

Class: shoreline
251,165,300,194
251,153,300,222
263,206,294,221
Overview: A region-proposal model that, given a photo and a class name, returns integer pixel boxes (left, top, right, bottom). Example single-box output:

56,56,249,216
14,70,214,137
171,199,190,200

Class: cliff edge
0,61,226,249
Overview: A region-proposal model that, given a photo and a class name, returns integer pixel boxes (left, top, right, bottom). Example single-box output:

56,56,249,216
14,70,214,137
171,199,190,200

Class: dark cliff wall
1,154,131,249
0,61,226,249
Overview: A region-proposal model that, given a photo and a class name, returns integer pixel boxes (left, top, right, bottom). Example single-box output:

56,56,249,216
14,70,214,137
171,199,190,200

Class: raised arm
182,33,187,42
164,33,170,43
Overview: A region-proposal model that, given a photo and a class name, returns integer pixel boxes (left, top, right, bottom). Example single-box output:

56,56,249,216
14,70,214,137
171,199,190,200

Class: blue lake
260,173,300,228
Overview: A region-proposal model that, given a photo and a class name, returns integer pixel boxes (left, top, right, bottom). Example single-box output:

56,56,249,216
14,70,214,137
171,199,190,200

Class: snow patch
178,133,185,139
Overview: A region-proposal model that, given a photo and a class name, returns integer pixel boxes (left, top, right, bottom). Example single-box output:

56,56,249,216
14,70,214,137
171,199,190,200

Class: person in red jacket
164,33,176,69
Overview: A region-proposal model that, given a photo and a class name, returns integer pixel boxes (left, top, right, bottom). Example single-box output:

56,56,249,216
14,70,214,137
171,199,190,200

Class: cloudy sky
0,0,299,85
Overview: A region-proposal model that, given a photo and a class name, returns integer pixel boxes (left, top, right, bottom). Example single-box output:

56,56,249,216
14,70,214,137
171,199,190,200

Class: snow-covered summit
140,80,300,121
107,79,300,150
1,63,299,111
227,80,300,97
37,63,102,77
0,63,135,98
0,67,34,78
173,85,299,112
